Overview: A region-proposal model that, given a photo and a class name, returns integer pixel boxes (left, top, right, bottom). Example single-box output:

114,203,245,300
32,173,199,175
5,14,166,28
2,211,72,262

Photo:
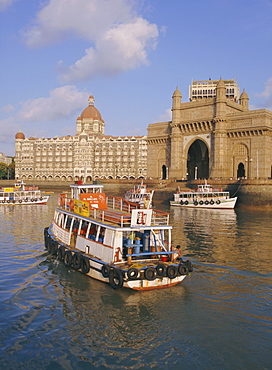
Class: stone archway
237,162,245,178
162,165,167,180
187,139,209,180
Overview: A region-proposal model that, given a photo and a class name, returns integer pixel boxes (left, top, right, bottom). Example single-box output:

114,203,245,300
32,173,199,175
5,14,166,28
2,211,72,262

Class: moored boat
44,181,192,290
170,183,237,209
125,181,154,208
0,181,50,205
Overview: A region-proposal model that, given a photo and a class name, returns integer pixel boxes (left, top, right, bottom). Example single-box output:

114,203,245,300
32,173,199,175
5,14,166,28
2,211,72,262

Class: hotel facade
15,95,147,181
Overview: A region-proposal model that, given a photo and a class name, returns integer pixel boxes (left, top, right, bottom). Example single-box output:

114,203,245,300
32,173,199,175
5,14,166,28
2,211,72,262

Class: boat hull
44,226,191,291
0,197,49,205
170,197,237,209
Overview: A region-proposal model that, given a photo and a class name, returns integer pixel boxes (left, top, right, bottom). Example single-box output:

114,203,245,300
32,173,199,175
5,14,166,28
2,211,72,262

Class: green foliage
0,159,15,179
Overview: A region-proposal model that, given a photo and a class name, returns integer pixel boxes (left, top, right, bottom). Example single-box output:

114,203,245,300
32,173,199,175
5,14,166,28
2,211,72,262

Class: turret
239,89,249,111
215,78,227,119
172,87,182,124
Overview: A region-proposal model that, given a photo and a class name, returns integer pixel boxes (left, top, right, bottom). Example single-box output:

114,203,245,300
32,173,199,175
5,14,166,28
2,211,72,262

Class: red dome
15,131,25,139
80,105,102,121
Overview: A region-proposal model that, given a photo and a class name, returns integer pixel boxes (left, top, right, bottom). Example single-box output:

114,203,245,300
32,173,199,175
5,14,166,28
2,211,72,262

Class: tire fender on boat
156,263,166,277
127,267,138,280
101,264,111,278
194,201,198,206
80,256,90,274
210,200,214,205
64,250,73,266
185,260,193,272
72,252,81,270
109,268,124,289
216,200,221,204
144,267,157,281
178,264,188,275
166,265,178,279
51,240,58,256
57,246,65,261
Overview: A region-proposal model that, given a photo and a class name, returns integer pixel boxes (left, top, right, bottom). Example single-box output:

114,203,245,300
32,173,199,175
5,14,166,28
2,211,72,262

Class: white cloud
256,77,272,110
21,0,159,82
1,104,15,113
0,0,16,12
17,85,88,122
0,117,19,143
58,18,158,82
157,108,172,122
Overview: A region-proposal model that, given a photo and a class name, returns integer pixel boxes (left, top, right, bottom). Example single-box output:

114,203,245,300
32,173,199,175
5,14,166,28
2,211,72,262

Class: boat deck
58,194,169,227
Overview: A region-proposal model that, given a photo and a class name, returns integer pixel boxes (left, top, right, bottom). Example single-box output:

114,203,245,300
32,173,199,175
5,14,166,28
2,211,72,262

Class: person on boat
172,244,182,261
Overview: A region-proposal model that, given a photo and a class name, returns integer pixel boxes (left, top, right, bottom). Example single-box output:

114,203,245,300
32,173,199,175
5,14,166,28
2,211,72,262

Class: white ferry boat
0,181,50,205
125,182,154,208
44,182,192,290
170,183,237,209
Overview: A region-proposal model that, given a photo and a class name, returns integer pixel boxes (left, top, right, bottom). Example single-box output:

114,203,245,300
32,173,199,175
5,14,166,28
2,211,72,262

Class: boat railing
58,193,170,226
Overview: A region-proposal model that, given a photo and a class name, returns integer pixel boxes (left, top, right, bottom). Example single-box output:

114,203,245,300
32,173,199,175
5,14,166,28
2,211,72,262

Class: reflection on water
0,195,272,369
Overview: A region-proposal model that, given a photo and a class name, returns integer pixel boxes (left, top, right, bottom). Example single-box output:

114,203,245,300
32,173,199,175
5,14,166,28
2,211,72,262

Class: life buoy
156,263,166,277
184,200,189,205
64,250,73,266
127,268,138,280
101,264,111,278
216,200,221,204
57,246,65,261
194,201,198,206
109,269,124,289
178,264,188,275
72,252,81,270
210,200,214,205
166,265,178,279
199,200,204,205
80,256,90,274
144,267,157,281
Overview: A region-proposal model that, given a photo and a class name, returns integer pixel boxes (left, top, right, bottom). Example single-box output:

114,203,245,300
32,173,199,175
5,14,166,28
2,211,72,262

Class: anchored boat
44,182,192,290
170,183,237,209
0,181,50,205
125,181,154,209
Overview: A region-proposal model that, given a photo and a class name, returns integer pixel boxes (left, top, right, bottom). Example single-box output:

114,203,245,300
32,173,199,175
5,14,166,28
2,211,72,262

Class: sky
1,0,272,156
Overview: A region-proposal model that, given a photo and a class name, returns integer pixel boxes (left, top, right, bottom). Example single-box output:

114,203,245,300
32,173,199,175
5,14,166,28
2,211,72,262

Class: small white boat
125,182,154,208
170,183,237,209
44,181,192,290
0,181,50,205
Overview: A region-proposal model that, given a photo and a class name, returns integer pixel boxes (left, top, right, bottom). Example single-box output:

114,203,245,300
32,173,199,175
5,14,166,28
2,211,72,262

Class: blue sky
1,0,272,156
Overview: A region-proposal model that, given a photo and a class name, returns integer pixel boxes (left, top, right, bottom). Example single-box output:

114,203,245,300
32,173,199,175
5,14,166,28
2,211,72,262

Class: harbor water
0,193,271,369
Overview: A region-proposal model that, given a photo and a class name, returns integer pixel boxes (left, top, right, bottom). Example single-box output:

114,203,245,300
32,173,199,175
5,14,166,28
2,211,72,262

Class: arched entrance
187,140,209,180
237,162,245,178
162,165,167,179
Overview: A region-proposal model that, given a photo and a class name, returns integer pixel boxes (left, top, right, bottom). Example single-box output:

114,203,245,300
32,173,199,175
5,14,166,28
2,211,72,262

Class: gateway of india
148,78,272,180
15,78,272,181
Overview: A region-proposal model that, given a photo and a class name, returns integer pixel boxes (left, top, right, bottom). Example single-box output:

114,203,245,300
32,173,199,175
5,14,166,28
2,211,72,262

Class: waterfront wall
1,179,272,208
